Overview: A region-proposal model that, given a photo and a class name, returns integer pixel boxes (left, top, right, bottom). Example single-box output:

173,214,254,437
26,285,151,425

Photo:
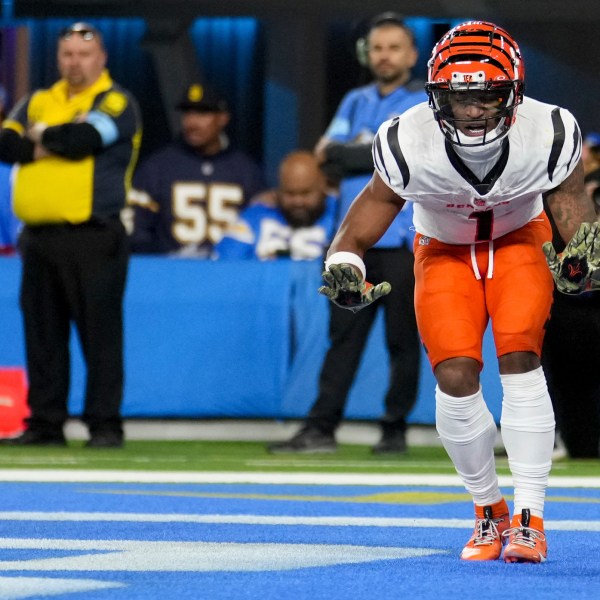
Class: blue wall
12,17,263,162
0,257,503,424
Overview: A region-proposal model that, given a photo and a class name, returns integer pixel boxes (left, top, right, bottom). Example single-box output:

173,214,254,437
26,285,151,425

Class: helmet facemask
428,80,523,147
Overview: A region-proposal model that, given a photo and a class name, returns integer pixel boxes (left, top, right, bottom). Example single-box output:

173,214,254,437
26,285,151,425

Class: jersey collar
445,137,510,195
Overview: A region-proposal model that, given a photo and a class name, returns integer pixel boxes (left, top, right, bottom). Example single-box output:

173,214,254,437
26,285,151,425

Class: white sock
436,385,502,506
500,367,555,518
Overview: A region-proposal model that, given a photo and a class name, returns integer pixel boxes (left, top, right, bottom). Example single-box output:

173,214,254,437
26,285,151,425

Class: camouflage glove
588,223,600,291
542,222,600,295
318,263,391,313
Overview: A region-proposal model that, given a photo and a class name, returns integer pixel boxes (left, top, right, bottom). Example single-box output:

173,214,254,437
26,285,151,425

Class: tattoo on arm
545,160,596,242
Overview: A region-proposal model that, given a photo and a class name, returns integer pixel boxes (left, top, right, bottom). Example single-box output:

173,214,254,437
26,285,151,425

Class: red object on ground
0,367,29,437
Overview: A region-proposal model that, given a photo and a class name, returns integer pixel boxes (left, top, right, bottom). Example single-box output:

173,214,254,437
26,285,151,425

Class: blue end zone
0,481,598,599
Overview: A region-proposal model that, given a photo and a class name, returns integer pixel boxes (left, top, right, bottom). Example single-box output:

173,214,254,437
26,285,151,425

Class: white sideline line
0,470,465,485
0,511,598,532
0,469,600,488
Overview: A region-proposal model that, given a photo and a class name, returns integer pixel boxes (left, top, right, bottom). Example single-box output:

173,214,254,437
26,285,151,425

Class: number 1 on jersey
469,209,494,242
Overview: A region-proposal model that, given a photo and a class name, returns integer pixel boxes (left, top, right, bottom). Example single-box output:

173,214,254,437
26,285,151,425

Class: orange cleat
460,498,510,561
503,509,547,563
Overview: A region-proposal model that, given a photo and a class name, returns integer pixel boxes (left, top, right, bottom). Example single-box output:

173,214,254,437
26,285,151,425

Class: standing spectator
316,21,598,563
214,151,336,260
128,83,265,257
0,22,141,447
541,171,600,459
269,13,426,455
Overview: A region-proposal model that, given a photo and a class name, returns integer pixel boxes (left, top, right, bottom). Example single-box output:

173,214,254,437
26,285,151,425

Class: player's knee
435,357,480,396
498,350,540,374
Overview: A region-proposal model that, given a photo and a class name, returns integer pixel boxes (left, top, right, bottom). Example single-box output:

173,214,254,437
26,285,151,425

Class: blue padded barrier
0,257,503,424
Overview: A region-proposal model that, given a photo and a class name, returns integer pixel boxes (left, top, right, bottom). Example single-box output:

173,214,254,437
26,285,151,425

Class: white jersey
372,96,582,244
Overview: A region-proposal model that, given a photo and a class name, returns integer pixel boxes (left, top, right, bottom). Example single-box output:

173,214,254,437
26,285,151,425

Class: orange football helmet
426,21,525,146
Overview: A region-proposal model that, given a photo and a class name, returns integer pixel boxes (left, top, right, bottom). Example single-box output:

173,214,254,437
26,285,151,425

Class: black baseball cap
176,83,229,112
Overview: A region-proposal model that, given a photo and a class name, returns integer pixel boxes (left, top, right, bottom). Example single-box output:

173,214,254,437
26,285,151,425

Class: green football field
0,440,598,477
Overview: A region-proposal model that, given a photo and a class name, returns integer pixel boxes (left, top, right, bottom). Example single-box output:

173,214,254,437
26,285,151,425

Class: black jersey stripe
373,133,392,185
548,108,566,182
565,121,582,174
387,119,410,187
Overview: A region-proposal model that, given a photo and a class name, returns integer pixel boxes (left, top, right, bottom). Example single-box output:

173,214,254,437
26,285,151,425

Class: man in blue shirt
214,151,336,260
269,13,426,455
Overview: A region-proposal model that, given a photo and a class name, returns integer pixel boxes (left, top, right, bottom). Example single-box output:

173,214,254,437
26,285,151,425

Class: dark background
2,1,599,185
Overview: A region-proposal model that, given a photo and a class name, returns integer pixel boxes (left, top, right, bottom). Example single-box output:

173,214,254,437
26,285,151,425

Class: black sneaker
371,429,407,455
0,429,66,447
86,432,124,449
267,427,337,454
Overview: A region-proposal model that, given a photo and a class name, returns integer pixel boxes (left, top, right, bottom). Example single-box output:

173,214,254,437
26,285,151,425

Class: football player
319,21,599,563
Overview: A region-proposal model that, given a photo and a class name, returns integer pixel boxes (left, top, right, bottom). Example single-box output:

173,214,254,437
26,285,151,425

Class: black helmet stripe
435,54,517,76
435,42,519,67
447,28,517,46
450,29,515,42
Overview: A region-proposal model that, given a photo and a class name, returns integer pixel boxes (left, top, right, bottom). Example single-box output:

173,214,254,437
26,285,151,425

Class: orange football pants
413,213,554,370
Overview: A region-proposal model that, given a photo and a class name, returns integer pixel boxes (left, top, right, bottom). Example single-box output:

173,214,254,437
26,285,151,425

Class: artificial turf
0,440,598,477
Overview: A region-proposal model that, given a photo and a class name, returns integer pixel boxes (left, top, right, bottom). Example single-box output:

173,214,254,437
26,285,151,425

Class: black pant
18,218,129,436
542,290,600,458
307,247,420,434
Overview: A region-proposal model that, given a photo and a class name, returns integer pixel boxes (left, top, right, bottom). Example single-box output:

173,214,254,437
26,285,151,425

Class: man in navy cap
128,83,265,256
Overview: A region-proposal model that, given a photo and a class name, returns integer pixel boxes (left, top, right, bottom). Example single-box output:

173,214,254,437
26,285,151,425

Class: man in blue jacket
269,13,426,455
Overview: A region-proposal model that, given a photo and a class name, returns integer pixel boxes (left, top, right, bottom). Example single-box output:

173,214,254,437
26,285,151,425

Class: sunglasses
59,25,99,41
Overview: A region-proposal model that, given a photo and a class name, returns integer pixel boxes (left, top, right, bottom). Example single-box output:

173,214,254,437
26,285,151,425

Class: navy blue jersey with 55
128,140,265,256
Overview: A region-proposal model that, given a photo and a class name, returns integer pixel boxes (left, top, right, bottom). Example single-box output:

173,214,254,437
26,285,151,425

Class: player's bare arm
545,160,597,242
327,171,406,259
319,171,405,312
543,159,600,294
